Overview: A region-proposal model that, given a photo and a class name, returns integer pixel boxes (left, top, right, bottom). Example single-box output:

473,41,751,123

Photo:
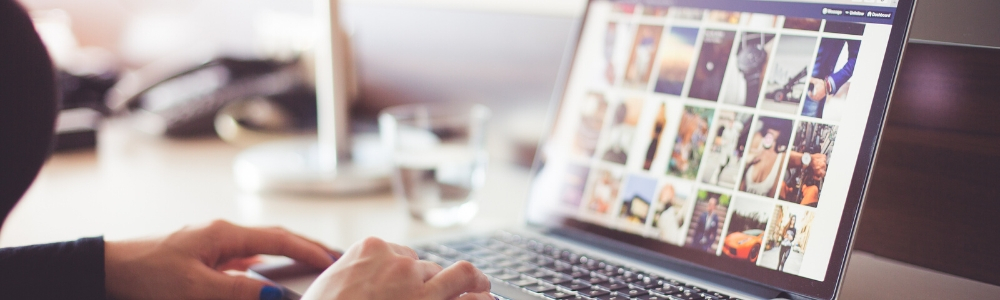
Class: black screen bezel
525,0,916,299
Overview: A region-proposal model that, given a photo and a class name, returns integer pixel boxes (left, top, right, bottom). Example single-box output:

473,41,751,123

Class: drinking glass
378,103,490,227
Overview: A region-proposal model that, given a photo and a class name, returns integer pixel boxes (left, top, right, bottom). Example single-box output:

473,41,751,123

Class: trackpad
248,259,323,297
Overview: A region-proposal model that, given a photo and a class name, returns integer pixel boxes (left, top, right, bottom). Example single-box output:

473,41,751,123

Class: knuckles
450,260,479,279
356,236,389,255
207,219,234,231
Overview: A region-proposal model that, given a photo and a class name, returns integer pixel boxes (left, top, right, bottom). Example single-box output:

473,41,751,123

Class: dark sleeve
829,40,861,94
0,237,106,300
811,39,837,79
0,0,103,298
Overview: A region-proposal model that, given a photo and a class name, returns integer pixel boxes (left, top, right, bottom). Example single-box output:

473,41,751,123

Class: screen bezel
525,0,916,298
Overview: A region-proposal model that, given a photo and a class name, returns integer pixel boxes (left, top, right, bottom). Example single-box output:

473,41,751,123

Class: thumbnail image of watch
737,33,768,106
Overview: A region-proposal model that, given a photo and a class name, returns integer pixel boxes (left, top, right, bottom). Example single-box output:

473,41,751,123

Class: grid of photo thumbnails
556,4,869,276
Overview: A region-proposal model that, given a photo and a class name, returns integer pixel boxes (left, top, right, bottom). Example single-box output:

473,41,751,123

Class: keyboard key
583,259,607,271
643,274,662,283
481,254,507,263
578,288,610,298
480,267,504,275
672,289,705,300
496,260,519,268
493,272,521,281
469,259,493,268
647,284,684,295
591,295,629,300
579,276,608,285
524,284,557,294
552,262,575,273
540,275,573,285
513,264,537,273
595,281,629,291
525,269,554,279
565,269,589,278
594,269,617,277
565,253,582,265
635,294,672,300
542,291,576,299
614,272,642,283
702,291,729,299
664,279,686,287
633,281,661,289
533,257,557,268
510,278,538,287
672,294,705,300
558,281,591,292
620,288,649,297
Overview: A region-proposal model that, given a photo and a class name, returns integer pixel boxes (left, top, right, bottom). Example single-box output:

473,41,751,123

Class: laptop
257,0,915,299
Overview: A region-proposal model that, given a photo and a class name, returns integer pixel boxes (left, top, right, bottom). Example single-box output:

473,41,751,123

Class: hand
302,237,492,300
809,153,828,181
808,77,827,101
105,220,337,300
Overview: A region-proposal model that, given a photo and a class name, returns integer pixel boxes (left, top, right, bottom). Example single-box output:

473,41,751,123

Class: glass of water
378,103,491,227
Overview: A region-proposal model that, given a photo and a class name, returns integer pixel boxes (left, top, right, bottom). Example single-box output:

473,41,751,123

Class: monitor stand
232,0,391,195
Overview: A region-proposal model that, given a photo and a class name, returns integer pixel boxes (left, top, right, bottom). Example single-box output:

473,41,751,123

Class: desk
0,122,531,249
1,120,997,299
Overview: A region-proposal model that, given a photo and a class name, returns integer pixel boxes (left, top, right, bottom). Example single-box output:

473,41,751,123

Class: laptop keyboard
415,232,741,300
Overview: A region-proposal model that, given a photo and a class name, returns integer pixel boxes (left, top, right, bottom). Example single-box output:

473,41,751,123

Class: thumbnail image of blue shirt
803,39,860,118
693,204,720,252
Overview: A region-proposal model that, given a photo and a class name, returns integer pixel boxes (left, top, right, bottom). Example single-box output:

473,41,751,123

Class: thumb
204,270,285,300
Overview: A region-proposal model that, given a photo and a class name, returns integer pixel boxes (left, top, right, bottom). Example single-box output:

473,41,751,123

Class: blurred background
7,0,1000,296
18,0,1000,161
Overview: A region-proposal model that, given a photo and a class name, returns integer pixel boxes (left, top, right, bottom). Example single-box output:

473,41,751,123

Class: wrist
104,240,154,300
104,241,127,300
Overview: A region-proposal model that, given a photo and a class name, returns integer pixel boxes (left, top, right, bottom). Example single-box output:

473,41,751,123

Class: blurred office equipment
31,10,118,151
232,0,390,195
105,57,314,137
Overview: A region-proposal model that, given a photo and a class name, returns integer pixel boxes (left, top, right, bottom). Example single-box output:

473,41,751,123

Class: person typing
0,1,490,299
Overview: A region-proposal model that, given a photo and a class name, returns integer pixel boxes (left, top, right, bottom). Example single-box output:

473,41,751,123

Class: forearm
786,151,804,168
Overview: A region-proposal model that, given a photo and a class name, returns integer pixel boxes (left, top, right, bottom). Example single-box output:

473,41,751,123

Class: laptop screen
527,0,913,298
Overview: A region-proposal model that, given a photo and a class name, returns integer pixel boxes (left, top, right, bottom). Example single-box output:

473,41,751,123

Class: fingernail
259,285,283,300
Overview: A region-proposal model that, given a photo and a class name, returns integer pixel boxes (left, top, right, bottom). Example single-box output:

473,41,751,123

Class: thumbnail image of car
723,229,764,263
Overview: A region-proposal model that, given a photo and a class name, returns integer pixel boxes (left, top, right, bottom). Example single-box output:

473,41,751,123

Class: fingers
208,221,335,269
387,243,419,260
216,255,264,271
456,292,496,300
425,261,491,299
284,231,344,260
416,260,444,282
349,237,418,260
